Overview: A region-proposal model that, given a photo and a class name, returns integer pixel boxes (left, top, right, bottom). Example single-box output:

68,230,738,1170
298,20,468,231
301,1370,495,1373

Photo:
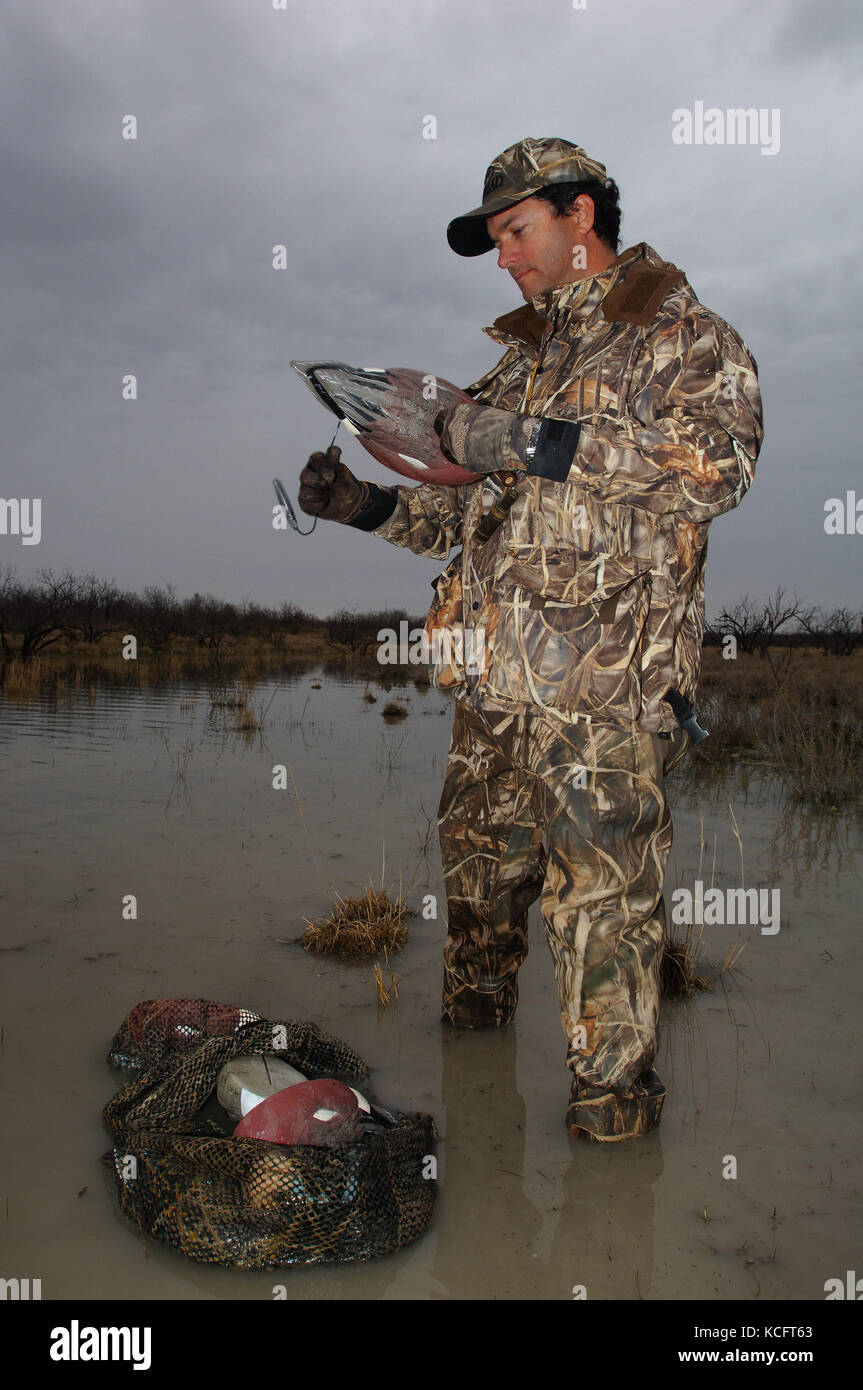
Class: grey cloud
770,0,863,66
0,0,860,621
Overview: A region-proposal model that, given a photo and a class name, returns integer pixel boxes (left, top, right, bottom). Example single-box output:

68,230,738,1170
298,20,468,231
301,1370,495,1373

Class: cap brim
446,191,536,257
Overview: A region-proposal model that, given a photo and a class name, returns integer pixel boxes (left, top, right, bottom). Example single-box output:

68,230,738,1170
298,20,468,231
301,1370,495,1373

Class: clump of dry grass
231,702,258,732
661,929,747,997
362,688,376,704
206,679,266,734
382,699,408,720
373,951,399,1007
661,927,716,996
209,680,252,711
301,886,411,956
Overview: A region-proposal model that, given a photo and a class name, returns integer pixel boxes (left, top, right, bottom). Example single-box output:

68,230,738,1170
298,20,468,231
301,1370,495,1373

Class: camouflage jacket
366,242,763,733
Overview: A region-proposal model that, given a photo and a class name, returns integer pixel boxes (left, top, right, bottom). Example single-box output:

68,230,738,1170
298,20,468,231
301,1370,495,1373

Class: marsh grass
758,685,863,806
660,938,710,996
2,658,47,699
206,678,276,736
300,885,411,956
209,681,251,712
373,950,399,1008
660,926,746,997
161,731,195,782
659,803,749,997
382,699,408,720
682,647,863,808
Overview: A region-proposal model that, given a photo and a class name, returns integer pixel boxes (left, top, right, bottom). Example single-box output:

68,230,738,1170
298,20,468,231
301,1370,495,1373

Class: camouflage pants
438,697,687,1139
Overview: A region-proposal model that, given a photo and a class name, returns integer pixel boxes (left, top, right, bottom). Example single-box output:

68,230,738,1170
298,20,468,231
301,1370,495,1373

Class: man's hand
433,402,534,475
298,445,369,522
434,403,585,482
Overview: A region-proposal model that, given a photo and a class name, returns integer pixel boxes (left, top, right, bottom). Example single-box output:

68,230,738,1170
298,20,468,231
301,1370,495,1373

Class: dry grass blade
373,960,391,1007
661,938,709,996
728,802,745,888
719,937,749,973
661,918,747,997
383,945,398,1000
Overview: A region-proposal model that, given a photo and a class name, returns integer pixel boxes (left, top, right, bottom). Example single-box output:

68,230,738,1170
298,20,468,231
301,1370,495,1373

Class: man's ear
569,193,596,234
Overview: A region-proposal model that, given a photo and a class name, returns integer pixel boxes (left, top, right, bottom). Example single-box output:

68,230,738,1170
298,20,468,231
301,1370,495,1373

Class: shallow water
1,670,860,1300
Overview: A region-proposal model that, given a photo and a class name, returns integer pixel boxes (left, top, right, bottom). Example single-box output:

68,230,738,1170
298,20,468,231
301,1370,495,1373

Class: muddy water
1,671,860,1301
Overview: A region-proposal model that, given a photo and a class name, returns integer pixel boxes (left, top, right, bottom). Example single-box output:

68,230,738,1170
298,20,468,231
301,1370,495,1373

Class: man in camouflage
299,137,763,1141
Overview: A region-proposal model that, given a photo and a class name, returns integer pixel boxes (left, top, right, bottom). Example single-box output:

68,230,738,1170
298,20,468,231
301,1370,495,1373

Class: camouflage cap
447,137,608,257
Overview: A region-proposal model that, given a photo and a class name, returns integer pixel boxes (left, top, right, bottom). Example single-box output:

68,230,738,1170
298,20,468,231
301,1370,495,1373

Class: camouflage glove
298,445,372,523
434,403,584,482
433,403,535,475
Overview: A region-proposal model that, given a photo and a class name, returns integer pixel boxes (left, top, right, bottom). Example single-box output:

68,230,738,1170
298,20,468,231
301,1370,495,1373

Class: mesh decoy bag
102,999,437,1268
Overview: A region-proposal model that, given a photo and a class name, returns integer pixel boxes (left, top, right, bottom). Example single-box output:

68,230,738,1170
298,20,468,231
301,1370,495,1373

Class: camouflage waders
438,697,688,1141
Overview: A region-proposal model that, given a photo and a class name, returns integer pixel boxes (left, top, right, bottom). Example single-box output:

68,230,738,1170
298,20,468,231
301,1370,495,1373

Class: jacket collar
483,243,667,352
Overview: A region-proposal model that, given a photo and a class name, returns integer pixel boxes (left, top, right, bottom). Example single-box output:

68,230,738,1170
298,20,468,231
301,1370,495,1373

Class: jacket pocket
486,547,653,721
425,566,469,691
504,547,652,607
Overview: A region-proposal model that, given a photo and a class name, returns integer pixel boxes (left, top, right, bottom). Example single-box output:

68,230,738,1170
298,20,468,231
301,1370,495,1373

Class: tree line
709,588,863,658
0,570,860,663
0,568,421,663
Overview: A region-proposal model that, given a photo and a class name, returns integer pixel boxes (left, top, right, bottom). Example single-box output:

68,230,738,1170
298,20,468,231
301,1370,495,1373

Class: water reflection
671,756,861,892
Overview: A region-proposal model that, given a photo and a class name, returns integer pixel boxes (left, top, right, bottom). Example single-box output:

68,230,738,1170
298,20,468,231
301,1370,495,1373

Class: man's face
486,194,589,300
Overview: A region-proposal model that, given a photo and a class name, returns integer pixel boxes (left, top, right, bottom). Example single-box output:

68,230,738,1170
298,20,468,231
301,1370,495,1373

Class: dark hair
533,178,621,253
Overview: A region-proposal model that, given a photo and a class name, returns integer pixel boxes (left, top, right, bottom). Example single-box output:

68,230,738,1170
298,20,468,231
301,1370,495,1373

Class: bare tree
184,592,237,655
325,608,374,657
0,569,81,662
128,583,179,650
823,607,863,656
0,565,18,659
799,605,863,657
67,574,121,644
276,601,316,637
756,587,802,656
715,594,762,655
237,598,272,641
717,587,801,656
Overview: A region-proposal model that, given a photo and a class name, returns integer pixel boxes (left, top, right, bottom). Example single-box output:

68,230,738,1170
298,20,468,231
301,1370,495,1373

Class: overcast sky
2,0,861,620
